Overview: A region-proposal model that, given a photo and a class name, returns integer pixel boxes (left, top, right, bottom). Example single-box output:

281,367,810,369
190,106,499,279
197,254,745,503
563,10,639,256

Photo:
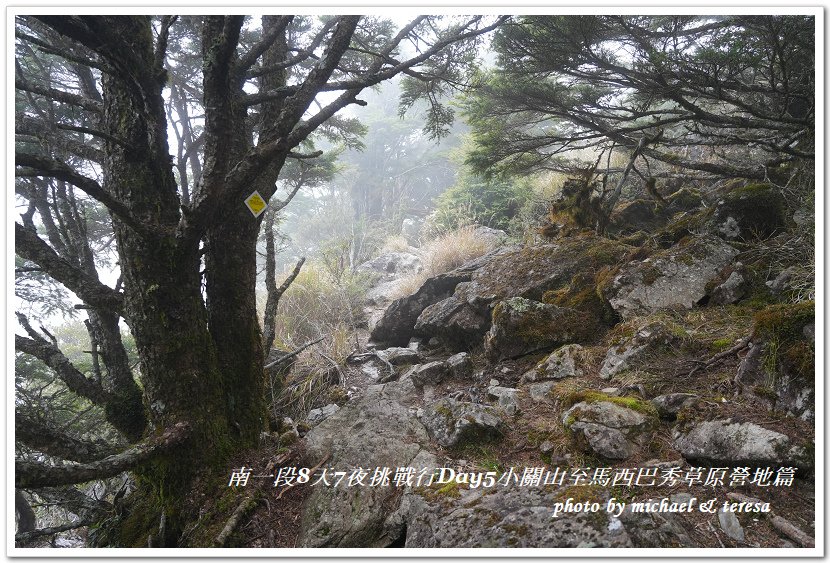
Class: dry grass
386,225,499,300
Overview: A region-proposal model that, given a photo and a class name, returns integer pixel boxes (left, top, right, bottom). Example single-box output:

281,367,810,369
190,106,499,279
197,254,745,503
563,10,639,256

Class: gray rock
673,419,810,468
600,321,679,380
357,252,422,285
651,393,699,419
408,361,450,387
710,270,748,305
446,352,473,379
487,385,521,416
472,225,508,246
522,344,585,382
376,347,421,365
618,499,695,547
414,293,490,351
420,398,504,448
399,484,633,548
766,266,796,295
563,400,656,460
718,508,745,542
413,237,631,351
307,403,340,426
485,298,595,362
528,381,556,402
604,236,738,320
299,379,427,547
371,269,473,347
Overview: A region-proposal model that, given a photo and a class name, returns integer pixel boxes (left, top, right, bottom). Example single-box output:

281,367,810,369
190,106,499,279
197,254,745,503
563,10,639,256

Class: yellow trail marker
244,191,267,217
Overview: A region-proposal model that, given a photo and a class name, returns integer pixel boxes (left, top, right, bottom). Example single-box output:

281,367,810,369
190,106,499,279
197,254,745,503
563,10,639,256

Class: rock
711,183,788,241
522,344,585,382
487,386,520,416
407,361,450,387
718,508,745,542
528,381,556,402
420,398,504,448
485,298,595,362
307,403,340,426
617,499,695,547
563,399,657,460
608,199,661,235
361,364,380,380
539,440,555,454
664,188,704,214
414,292,490,350
299,378,427,547
446,352,473,379
673,420,809,467
399,484,633,548
472,225,508,246
604,236,738,320
357,252,422,285
651,393,699,420
736,303,815,421
766,266,796,295
376,347,421,365
414,237,633,351
370,269,474,347
710,270,748,305
600,320,679,380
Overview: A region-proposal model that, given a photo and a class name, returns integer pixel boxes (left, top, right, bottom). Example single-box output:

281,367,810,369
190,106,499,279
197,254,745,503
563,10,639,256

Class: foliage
463,16,814,182
429,173,532,233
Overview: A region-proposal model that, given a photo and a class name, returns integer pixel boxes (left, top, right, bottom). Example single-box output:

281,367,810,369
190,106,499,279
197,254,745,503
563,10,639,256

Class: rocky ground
201,182,814,550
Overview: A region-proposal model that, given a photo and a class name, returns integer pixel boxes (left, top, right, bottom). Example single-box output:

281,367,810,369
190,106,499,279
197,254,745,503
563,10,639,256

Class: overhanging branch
16,422,191,488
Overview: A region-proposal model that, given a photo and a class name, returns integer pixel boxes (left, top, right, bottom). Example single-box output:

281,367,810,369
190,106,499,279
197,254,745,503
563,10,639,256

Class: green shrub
430,174,532,232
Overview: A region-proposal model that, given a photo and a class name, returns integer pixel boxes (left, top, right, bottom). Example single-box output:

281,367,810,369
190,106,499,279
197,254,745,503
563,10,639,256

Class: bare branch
236,15,293,73
16,411,120,463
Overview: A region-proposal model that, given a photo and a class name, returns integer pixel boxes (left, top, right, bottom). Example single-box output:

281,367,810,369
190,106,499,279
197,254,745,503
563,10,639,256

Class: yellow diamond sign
245,191,267,217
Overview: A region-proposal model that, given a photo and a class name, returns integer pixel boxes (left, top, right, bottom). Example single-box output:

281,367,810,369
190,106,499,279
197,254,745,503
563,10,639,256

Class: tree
463,16,814,185
14,14,505,546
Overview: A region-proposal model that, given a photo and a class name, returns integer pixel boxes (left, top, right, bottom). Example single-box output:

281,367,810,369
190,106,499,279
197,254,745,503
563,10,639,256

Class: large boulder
420,398,504,448
370,250,502,347
413,291,490,350
673,419,810,468
485,298,596,362
413,237,632,352
298,378,429,547
563,396,658,460
711,183,788,241
603,236,738,320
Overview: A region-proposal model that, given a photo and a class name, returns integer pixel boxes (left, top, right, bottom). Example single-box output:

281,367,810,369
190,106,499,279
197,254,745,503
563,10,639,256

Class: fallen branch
770,515,815,548
213,496,259,547
688,335,750,376
264,337,324,369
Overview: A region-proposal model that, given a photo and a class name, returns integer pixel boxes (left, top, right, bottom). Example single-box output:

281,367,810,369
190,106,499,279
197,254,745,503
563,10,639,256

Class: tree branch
15,153,149,235
15,223,124,313
16,422,191,488
15,78,102,113
15,332,111,407
236,15,293,73
16,412,120,463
